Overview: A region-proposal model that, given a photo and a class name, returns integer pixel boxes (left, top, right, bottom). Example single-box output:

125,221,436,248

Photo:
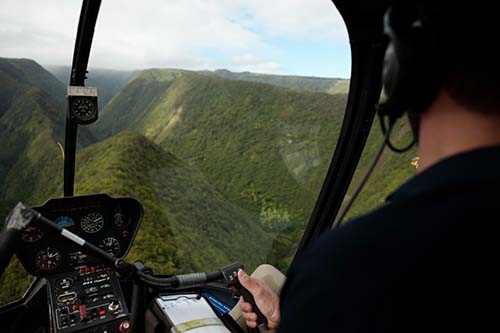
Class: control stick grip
217,262,268,331
236,282,268,328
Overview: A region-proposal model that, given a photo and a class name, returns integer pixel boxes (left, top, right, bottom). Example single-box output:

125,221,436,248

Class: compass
67,86,98,125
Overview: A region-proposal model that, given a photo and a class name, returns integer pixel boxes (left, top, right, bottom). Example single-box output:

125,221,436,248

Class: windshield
0,0,350,305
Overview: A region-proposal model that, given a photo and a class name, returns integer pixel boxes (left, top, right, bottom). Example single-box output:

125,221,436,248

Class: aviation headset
336,3,447,225
380,4,442,123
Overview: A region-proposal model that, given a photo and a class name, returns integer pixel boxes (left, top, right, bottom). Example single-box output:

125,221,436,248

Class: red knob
79,304,87,321
119,320,131,332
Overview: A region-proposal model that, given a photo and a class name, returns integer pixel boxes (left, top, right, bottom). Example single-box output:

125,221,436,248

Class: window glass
0,0,350,305
340,118,418,222
0,0,81,305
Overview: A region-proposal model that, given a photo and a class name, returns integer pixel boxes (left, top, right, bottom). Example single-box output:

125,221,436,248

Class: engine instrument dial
81,212,104,233
99,237,121,256
21,226,44,243
35,247,62,271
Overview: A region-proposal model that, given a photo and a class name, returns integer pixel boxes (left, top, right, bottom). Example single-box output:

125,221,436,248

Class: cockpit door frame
63,0,102,197
293,0,389,261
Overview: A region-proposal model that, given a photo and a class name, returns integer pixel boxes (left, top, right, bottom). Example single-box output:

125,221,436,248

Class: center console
48,266,130,333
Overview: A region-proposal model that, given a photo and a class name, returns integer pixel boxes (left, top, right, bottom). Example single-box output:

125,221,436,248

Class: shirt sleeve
275,206,415,333
277,230,353,333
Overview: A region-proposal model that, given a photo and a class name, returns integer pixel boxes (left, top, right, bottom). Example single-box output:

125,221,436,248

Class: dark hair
416,1,499,113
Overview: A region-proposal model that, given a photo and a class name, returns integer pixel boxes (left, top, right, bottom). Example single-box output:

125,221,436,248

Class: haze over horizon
0,0,351,79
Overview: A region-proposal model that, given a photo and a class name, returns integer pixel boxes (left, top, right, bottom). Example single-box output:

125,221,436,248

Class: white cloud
0,0,348,74
224,54,279,73
229,0,347,40
0,0,80,66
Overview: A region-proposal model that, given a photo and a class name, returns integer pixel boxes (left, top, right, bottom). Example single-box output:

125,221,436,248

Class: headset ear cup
382,42,400,104
382,6,441,114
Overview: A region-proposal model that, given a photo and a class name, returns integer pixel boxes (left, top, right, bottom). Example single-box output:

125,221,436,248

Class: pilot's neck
417,90,500,172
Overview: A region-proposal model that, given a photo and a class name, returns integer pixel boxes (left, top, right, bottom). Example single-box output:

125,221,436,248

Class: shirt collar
387,145,500,202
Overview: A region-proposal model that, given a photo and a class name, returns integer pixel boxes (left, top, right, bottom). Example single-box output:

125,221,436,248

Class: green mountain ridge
0,58,67,204
94,69,348,226
208,68,349,94
74,131,271,273
44,64,348,107
91,68,353,272
0,58,66,111
0,57,96,208
91,69,181,136
0,87,64,203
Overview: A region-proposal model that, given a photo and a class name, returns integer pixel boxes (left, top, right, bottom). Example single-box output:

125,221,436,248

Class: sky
0,0,351,78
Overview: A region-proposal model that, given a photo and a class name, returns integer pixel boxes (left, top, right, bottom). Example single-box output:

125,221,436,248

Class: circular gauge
35,247,62,271
55,277,74,291
21,226,44,243
99,237,121,256
55,216,76,228
71,97,95,121
112,210,130,228
81,212,104,233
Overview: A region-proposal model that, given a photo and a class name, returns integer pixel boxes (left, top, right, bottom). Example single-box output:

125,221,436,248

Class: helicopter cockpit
0,1,417,332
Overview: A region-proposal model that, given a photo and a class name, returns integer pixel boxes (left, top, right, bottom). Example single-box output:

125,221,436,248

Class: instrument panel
15,194,143,277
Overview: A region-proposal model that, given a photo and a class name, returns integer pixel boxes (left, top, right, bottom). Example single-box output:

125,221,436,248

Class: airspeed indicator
81,212,104,233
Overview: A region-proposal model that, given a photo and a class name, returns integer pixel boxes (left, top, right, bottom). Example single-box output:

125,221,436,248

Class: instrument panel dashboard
15,194,143,277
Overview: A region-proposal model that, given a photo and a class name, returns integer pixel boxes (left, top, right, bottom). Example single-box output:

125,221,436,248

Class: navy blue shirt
279,146,499,332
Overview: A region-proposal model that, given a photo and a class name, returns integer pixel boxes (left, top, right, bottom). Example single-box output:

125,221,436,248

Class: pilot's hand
238,269,280,329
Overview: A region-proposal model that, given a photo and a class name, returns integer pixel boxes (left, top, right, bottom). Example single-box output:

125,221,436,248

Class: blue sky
0,0,351,79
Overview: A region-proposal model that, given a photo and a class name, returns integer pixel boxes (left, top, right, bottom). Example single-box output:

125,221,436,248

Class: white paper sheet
156,294,231,333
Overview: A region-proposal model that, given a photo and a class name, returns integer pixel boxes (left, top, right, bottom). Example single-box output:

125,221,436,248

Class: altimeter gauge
81,212,104,233
99,237,121,256
35,247,62,271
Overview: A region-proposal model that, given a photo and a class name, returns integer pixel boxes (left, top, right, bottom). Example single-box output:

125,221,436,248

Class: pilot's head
382,0,499,121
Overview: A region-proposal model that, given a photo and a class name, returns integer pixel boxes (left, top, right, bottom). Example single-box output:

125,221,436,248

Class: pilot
238,1,499,332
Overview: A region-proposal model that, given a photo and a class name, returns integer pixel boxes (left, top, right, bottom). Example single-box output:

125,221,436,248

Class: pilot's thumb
238,269,259,294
